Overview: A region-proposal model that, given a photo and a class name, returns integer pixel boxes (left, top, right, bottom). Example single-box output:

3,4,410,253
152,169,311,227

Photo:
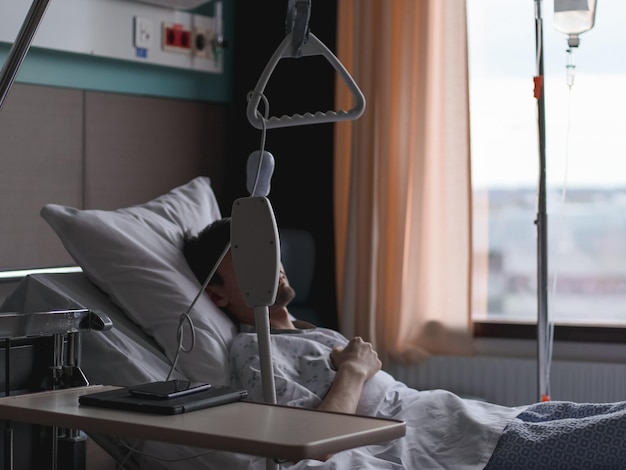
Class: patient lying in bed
181,217,626,470
36,177,626,469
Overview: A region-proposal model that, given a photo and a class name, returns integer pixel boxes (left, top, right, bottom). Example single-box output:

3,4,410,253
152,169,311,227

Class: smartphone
128,380,212,399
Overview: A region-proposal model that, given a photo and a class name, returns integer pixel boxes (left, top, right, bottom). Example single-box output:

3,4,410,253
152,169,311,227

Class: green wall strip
0,1,233,103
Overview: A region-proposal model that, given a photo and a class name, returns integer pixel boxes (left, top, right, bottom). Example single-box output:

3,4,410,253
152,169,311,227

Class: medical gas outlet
161,22,212,58
162,23,191,52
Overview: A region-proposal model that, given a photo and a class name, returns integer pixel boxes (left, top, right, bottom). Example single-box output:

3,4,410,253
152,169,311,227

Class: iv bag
554,0,597,36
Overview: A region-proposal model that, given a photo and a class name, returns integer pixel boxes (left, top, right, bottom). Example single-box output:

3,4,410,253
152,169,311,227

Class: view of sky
467,0,626,189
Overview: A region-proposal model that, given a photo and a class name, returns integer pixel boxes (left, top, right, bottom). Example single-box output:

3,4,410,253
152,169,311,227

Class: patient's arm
318,337,381,414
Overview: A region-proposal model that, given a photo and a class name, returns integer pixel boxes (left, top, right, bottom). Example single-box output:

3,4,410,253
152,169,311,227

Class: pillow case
40,176,237,385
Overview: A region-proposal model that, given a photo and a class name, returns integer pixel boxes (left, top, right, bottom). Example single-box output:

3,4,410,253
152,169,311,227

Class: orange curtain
334,0,473,363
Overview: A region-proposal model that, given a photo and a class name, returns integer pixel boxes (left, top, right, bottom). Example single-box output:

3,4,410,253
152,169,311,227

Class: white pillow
40,176,237,386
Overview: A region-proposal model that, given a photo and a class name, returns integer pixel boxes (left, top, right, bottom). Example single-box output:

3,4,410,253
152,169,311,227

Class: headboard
0,82,228,300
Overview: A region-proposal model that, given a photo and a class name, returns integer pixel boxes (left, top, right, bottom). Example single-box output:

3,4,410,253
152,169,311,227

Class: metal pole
0,0,51,111
534,0,550,402
254,308,278,470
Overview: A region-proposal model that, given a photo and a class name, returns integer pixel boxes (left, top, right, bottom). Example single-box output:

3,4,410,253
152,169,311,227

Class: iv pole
534,0,551,403
534,0,598,403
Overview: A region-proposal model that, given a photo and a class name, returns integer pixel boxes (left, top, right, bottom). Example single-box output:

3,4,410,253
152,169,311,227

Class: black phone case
129,381,212,399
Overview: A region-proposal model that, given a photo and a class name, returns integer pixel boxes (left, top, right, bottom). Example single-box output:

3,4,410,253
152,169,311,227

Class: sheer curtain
334,0,474,363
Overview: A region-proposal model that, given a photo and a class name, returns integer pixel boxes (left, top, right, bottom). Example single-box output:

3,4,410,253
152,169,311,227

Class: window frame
474,321,626,343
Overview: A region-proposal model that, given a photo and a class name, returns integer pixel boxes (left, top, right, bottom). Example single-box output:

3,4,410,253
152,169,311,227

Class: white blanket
137,327,523,470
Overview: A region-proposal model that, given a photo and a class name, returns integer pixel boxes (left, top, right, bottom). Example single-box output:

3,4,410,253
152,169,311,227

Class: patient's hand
318,337,381,415
330,337,381,382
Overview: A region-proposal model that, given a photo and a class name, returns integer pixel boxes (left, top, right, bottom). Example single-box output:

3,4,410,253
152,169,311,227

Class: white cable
114,435,217,467
246,90,271,196
166,241,231,380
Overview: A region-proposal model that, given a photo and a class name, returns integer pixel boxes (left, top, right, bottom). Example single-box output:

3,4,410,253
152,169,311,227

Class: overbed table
0,384,406,467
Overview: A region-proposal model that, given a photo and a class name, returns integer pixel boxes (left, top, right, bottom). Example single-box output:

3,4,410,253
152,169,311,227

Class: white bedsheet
137,389,521,470
0,272,177,386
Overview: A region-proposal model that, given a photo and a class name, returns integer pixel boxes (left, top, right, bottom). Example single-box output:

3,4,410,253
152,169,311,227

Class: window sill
474,321,626,344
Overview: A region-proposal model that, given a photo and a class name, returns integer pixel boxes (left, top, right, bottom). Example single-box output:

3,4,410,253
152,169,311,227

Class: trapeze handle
246,32,366,130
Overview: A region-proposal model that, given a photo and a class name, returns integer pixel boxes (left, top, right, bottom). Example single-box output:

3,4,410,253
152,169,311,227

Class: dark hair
183,217,231,286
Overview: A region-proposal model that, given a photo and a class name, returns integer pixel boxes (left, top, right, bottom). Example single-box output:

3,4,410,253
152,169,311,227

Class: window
468,0,626,329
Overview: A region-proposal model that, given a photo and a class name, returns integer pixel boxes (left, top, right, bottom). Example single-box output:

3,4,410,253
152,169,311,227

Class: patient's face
208,250,296,325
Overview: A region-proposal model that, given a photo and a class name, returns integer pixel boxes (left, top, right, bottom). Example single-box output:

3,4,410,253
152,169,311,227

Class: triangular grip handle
247,32,366,130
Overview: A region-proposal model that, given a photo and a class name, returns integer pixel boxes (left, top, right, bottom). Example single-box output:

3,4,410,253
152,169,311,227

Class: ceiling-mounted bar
285,0,311,57
0,0,51,112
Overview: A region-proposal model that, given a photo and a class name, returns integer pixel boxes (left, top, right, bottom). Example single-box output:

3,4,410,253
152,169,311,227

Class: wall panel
0,84,227,278
0,83,83,270
84,91,227,210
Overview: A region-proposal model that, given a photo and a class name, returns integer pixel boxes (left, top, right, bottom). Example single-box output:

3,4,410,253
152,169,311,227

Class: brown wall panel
84,91,227,210
0,84,83,270
0,85,228,276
